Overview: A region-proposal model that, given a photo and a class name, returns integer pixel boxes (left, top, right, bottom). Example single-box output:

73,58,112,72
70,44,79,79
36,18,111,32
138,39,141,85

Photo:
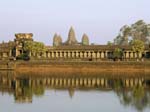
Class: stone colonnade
124,51,142,59
34,50,143,59
0,49,144,60
40,50,109,59
0,52,11,58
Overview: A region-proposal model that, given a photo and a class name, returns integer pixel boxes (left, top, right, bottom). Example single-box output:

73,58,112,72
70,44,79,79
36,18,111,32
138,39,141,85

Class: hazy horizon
0,0,150,45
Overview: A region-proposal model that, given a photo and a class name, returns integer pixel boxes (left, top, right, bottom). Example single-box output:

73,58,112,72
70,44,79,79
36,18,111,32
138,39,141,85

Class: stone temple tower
82,34,89,45
65,27,78,45
53,33,62,46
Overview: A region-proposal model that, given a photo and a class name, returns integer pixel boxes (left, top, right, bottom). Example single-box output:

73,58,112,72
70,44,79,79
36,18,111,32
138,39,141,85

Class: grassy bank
1,60,150,73
14,61,150,73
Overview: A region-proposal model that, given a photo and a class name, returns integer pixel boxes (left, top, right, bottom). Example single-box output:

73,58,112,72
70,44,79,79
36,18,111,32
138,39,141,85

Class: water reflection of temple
0,71,150,103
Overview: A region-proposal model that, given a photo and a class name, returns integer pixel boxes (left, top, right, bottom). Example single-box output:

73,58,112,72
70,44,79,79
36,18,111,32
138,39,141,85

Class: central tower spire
65,27,78,45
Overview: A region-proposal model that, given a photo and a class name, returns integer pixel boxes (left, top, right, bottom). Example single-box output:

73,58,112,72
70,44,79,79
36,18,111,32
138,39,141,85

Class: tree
131,39,145,60
107,41,113,46
24,41,47,57
114,20,150,45
113,48,123,60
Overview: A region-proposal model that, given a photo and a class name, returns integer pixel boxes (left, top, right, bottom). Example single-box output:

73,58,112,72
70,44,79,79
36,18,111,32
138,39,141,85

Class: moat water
0,71,150,112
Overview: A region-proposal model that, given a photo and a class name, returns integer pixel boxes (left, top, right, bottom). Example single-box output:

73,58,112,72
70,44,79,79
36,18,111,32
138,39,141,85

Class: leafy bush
16,54,30,61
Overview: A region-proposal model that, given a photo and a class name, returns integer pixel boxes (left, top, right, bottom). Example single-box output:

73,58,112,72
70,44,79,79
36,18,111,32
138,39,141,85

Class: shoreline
0,61,150,74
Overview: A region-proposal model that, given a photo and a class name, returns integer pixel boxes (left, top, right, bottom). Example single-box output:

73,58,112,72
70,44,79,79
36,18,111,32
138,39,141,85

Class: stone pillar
97,52,100,58
80,78,83,86
51,78,54,86
75,78,79,87
92,52,96,59
134,78,138,86
125,51,129,59
64,52,67,58
47,79,50,85
130,79,134,88
67,79,71,85
125,79,129,87
68,52,70,58
88,51,91,58
84,52,87,58
101,52,105,59
29,52,32,57
72,52,75,58
80,52,83,58
71,78,75,86
60,51,63,58
138,79,142,86
96,78,100,86
134,52,137,58
92,78,96,87
105,51,108,58
63,79,67,86
47,52,50,58
84,78,87,86
88,78,91,87
15,80,20,89
126,51,130,58
105,79,108,88
54,78,58,86
101,78,105,86
52,52,55,58
123,52,126,59
130,52,134,59
43,79,46,85
59,78,63,86
16,49,20,57
139,52,142,58
9,50,12,57
56,52,58,58
76,51,79,58
8,79,12,88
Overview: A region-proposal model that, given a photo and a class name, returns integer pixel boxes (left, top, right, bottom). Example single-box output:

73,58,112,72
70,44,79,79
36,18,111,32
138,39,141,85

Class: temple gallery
0,27,150,61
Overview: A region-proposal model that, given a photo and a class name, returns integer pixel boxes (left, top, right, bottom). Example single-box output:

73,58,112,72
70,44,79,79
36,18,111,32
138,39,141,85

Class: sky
0,0,150,45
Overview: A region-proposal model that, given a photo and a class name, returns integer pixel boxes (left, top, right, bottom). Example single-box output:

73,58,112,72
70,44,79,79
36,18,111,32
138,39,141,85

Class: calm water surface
0,71,150,112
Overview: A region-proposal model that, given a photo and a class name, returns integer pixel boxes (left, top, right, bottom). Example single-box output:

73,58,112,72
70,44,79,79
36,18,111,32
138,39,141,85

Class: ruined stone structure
0,28,150,61
0,33,33,60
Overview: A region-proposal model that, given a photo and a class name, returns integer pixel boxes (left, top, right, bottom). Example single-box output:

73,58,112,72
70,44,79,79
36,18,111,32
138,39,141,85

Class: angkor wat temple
0,27,150,61
53,27,89,46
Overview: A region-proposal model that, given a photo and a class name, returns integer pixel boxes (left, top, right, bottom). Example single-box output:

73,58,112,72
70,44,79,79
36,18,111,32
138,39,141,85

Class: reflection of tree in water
109,79,124,90
15,79,32,103
15,79,45,103
116,85,150,111
68,88,75,98
32,85,45,97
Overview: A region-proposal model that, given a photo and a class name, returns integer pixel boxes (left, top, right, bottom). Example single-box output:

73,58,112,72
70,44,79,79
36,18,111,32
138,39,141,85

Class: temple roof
15,33,33,39
47,45,150,51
